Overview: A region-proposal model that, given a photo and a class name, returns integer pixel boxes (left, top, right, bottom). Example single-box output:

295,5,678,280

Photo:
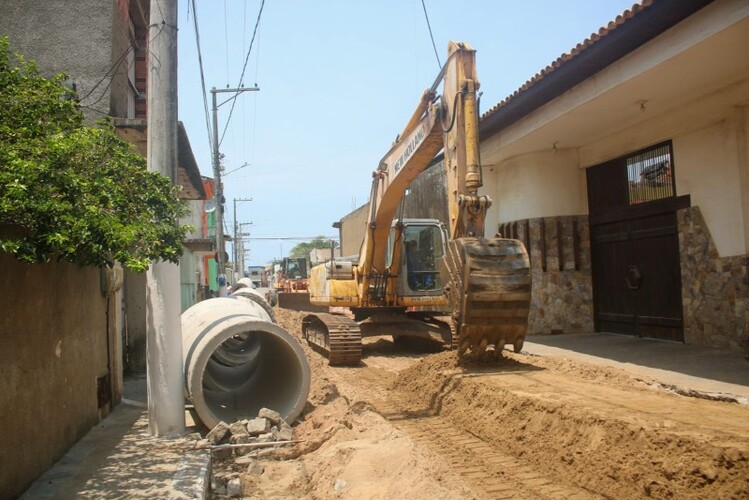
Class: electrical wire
420,0,441,69
223,0,230,85
219,0,265,147
190,0,214,162
78,43,135,102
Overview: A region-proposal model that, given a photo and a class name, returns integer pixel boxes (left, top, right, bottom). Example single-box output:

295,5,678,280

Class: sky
177,0,637,267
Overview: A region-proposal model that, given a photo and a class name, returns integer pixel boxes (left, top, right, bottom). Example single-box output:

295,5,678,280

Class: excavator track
302,313,362,366
444,237,532,357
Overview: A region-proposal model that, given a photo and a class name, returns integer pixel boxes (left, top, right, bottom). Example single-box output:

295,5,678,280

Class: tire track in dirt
371,391,602,500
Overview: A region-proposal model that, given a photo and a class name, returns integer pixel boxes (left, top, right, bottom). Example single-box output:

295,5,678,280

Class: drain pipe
182,297,310,429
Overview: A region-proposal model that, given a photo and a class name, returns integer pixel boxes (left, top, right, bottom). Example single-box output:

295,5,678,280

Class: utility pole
233,197,252,282
211,87,259,296
145,0,184,437
239,222,254,275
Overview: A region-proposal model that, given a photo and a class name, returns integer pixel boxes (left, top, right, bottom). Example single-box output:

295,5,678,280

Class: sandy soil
212,309,749,499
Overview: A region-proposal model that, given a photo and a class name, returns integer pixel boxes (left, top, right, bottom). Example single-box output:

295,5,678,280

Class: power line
223,0,230,84
420,0,441,68
219,0,265,147
190,0,214,162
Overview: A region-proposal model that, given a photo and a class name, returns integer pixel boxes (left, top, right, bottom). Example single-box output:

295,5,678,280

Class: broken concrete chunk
230,434,256,456
258,407,283,425
206,421,230,445
276,426,294,441
229,420,249,437
227,478,241,497
246,417,271,436
229,433,254,445
256,432,274,443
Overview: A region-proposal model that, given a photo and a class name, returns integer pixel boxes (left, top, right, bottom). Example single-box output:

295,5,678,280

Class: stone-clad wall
502,215,594,335
678,206,749,351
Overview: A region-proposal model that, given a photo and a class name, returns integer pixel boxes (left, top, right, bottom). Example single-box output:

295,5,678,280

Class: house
336,0,748,352
0,1,205,496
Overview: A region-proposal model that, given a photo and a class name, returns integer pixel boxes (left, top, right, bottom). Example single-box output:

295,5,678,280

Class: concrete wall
578,80,749,258
0,250,114,498
486,149,587,234
0,0,119,119
0,3,136,495
338,203,369,258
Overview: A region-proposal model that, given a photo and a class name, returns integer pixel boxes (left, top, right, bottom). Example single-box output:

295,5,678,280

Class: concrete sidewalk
21,375,210,499
524,332,749,403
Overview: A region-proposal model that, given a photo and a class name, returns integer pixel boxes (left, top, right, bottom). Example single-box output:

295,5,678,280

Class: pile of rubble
195,408,297,498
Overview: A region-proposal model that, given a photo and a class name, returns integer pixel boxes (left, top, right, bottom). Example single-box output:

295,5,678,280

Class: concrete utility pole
210,87,259,296
233,198,252,282
145,0,184,436
239,222,254,276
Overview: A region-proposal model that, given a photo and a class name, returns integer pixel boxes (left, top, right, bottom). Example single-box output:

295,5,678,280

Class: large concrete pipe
231,285,277,323
182,297,310,429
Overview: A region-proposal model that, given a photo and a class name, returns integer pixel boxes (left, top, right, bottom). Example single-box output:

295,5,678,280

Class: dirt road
216,309,749,499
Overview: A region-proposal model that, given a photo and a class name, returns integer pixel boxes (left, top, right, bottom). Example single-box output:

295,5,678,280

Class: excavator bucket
444,237,532,357
277,292,328,312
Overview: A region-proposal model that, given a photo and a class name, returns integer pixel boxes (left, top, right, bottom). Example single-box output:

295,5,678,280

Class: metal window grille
627,142,675,205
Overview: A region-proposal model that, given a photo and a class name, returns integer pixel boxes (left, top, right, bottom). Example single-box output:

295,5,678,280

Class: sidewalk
524,332,749,403
21,375,210,499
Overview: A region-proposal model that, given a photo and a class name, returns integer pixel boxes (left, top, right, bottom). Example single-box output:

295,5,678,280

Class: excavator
303,42,531,365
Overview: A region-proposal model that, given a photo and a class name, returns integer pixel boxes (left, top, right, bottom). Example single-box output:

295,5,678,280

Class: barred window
627,142,675,205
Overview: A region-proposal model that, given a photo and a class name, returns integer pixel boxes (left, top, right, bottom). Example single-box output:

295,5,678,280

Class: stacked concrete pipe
182,296,310,429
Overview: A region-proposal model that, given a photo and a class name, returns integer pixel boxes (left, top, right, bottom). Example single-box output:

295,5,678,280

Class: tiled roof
481,0,654,123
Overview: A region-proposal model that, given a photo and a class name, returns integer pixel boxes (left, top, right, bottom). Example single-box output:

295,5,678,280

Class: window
626,142,675,205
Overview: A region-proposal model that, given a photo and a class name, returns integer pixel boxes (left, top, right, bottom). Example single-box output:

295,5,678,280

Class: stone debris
206,421,229,445
246,417,271,436
227,478,241,497
199,408,296,468
258,407,283,425
256,432,274,443
276,426,294,441
229,420,250,437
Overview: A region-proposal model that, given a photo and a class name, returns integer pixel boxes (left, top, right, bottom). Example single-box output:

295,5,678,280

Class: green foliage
289,237,338,259
0,37,189,271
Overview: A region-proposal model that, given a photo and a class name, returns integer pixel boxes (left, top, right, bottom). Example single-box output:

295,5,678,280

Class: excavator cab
388,219,447,296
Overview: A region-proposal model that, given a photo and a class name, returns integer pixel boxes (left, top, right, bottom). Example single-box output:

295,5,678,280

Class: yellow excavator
303,42,531,365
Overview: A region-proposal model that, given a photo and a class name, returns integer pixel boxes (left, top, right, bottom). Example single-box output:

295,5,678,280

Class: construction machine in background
302,42,532,365
275,257,326,311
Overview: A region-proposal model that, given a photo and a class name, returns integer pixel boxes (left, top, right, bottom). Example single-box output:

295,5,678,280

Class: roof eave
479,0,715,141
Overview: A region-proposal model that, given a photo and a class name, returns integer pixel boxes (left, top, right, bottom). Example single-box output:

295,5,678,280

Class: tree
0,37,189,272
288,237,338,259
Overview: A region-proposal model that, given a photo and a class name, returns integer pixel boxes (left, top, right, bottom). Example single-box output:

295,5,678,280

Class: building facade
0,1,205,496
336,0,748,352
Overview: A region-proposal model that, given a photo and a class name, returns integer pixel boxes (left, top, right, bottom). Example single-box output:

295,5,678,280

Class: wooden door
591,212,684,341
587,142,686,342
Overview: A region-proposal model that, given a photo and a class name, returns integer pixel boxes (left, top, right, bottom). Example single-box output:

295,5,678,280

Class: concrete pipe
231,286,277,323
182,297,310,429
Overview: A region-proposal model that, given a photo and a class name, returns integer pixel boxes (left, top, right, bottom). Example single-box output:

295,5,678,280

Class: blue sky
177,0,637,266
